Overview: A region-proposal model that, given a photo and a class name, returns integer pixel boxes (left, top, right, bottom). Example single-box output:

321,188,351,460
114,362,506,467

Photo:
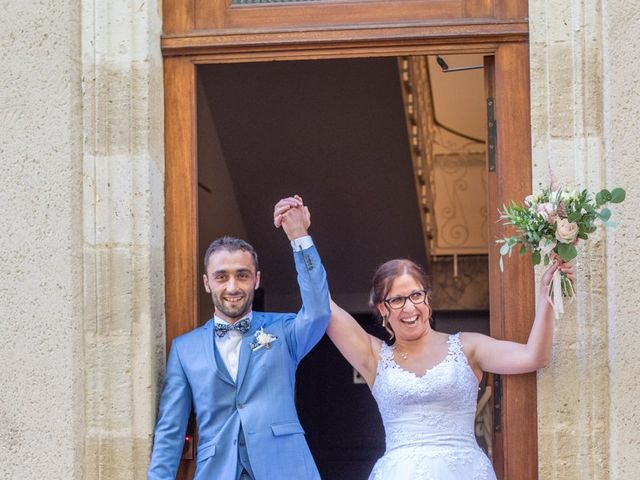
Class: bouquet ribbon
548,269,575,319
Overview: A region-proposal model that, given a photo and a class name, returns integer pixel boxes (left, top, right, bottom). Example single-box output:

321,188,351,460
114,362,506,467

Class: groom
147,196,330,480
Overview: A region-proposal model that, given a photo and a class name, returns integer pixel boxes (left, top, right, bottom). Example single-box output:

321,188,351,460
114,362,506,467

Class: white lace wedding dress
369,333,496,480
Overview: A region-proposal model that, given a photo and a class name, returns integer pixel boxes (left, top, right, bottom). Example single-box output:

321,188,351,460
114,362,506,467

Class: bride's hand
540,255,576,288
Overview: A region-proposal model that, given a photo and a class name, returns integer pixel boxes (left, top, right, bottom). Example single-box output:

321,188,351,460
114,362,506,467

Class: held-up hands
273,195,311,241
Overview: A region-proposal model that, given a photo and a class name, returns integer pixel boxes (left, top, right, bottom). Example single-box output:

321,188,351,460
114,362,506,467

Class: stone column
530,1,639,478
81,1,165,478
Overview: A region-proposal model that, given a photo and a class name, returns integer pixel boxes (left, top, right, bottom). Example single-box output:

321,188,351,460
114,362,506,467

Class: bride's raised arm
327,299,382,388
463,259,575,375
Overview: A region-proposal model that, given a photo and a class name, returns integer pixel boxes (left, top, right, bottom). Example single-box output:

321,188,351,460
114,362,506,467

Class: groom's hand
274,195,310,240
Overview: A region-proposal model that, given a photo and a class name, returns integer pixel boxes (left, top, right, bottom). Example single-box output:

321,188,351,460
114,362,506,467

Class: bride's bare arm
463,259,575,375
327,300,382,387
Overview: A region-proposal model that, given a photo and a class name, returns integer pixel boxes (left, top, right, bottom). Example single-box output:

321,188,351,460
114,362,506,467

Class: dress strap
447,333,466,361
378,341,395,370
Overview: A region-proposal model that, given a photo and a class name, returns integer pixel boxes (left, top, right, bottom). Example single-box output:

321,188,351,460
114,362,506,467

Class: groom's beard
212,289,255,322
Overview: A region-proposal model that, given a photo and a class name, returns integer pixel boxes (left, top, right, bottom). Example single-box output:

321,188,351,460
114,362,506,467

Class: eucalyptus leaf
610,187,626,203
500,243,510,256
603,220,619,228
519,244,527,256
532,250,541,265
598,208,612,221
568,211,582,223
557,243,578,261
544,254,550,266
596,189,611,206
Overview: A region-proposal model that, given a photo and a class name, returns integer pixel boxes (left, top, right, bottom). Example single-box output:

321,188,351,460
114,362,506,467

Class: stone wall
530,1,640,478
0,1,164,479
0,1,84,478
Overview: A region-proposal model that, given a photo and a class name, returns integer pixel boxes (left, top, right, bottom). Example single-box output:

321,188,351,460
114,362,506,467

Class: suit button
237,401,245,409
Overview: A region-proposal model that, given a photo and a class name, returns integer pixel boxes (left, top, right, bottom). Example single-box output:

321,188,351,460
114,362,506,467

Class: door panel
163,0,526,35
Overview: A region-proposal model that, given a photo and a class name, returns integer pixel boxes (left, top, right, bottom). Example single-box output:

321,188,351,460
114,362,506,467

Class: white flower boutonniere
249,327,278,351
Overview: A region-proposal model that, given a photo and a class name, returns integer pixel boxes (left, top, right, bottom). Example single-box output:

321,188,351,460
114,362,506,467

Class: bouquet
497,185,625,314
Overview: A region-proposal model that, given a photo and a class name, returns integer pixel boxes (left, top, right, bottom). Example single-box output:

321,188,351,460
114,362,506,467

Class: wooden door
163,2,536,478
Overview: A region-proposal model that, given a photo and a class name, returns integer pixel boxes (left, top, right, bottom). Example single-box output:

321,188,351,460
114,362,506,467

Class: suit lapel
235,313,264,391
202,318,235,386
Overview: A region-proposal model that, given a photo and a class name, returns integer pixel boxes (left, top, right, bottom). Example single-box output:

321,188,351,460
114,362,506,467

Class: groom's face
203,249,261,323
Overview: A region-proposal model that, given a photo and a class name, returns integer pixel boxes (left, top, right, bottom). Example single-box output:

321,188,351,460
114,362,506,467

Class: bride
327,258,573,479
273,197,574,479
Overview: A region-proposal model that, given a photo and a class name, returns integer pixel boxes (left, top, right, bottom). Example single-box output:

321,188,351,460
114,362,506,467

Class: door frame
164,31,536,480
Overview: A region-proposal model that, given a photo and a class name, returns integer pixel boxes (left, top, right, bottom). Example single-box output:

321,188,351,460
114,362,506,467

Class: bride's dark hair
369,259,432,338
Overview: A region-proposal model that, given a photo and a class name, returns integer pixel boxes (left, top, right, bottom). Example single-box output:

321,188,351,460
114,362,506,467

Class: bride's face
379,273,431,340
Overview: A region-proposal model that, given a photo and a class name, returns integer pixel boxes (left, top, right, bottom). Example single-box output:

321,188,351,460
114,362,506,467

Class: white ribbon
551,269,564,319
548,269,575,319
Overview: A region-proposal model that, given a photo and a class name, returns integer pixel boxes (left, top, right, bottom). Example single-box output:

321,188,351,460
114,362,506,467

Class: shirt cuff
290,235,314,252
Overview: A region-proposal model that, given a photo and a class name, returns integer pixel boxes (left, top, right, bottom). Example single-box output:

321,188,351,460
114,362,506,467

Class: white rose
539,237,557,255
555,218,579,244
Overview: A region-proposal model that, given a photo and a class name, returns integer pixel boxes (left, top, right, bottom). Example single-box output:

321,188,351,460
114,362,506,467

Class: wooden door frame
164,30,536,480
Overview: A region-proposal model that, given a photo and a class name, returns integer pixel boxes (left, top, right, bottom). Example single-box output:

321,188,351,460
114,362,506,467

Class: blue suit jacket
148,245,330,479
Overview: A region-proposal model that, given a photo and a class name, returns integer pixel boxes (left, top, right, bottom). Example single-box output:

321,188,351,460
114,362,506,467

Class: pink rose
555,218,579,244
536,202,556,222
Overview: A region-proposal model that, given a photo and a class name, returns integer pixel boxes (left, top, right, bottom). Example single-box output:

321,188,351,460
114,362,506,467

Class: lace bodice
369,333,495,480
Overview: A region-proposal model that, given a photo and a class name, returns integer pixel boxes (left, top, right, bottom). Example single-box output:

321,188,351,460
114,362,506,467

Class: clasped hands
274,194,311,240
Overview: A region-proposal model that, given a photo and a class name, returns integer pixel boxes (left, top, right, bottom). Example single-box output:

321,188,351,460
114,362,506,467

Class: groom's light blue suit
147,245,330,480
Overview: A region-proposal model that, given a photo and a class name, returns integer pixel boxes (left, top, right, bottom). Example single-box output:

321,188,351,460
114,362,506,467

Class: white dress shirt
290,235,313,252
214,312,253,382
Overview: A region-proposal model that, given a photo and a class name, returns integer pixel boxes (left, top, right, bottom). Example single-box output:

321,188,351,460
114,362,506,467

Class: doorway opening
195,55,492,478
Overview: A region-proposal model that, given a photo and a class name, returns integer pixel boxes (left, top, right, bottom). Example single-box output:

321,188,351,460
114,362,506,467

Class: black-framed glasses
383,290,428,310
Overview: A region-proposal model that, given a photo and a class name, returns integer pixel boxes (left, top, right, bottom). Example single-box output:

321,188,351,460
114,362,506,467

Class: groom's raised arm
274,196,330,363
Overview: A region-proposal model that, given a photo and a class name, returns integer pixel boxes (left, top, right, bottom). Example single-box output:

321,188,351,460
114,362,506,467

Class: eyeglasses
383,290,428,310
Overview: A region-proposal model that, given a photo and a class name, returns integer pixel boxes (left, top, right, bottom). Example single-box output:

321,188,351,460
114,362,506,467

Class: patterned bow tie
215,318,251,338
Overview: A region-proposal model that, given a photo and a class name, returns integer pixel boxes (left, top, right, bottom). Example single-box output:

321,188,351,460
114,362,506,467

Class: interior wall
198,58,428,313
197,78,249,323
428,53,487,154
426,54,489,311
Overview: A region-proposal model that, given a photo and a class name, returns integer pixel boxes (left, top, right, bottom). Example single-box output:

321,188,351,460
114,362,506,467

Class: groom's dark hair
204,236,259,271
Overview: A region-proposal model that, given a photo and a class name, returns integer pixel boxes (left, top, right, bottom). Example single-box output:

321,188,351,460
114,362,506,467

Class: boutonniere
249,327,278,351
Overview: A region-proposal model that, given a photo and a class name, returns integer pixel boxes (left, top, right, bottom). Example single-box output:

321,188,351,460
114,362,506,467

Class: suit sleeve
147,339,192,480
285,244,331,363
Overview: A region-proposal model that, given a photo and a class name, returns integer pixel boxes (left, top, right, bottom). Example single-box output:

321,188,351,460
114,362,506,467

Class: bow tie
215,318,251,337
